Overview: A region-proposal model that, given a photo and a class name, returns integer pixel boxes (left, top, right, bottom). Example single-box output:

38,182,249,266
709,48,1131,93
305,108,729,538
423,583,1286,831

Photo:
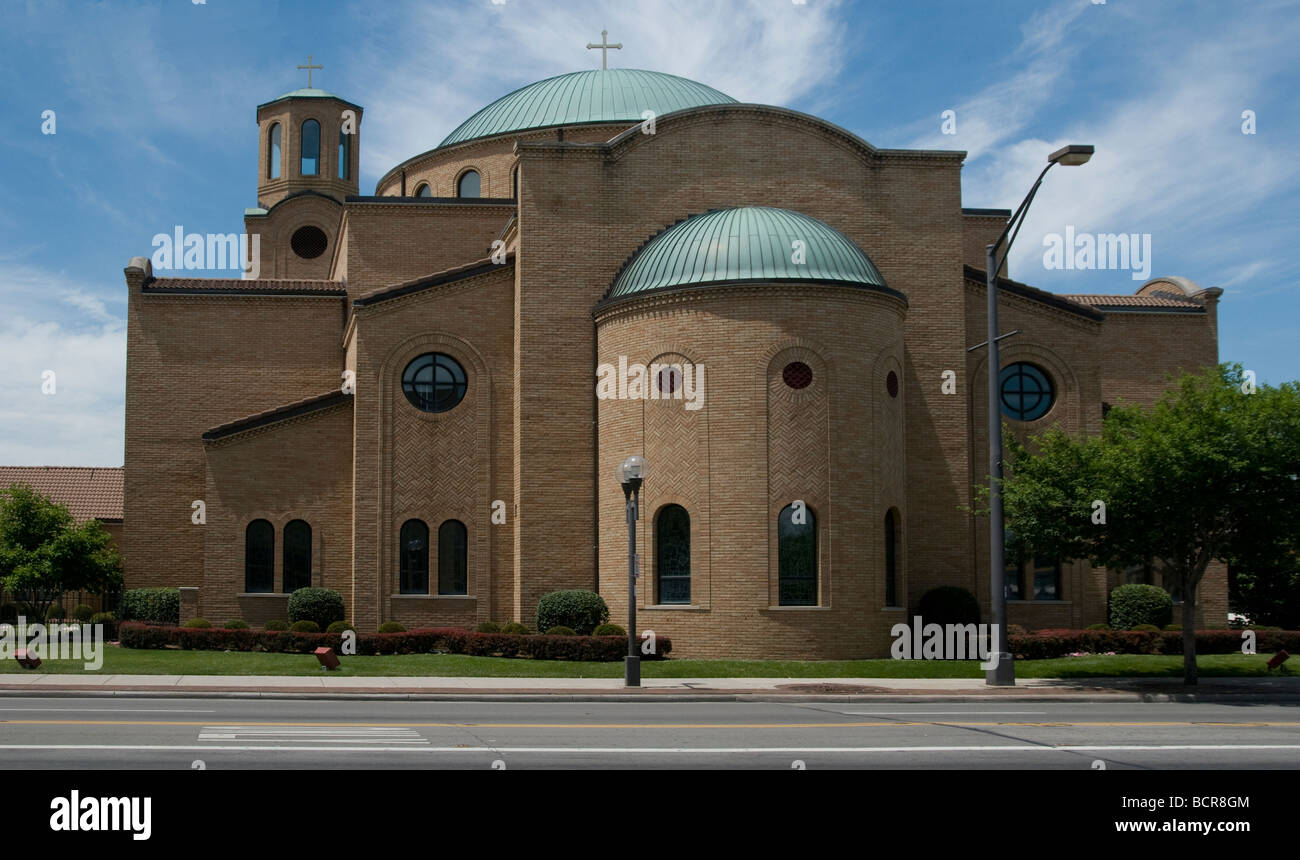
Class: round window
290,225,328,259
782,361,812,390
402,353,467,413
999,362,1054,421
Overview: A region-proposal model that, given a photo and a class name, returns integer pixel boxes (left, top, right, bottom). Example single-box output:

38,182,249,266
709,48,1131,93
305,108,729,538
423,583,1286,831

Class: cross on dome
586,29,622,70
296,55,322,88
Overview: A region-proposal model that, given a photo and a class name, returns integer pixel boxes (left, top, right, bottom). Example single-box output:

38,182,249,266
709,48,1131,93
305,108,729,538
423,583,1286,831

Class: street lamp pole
616,455,647,687
983,144,1093,686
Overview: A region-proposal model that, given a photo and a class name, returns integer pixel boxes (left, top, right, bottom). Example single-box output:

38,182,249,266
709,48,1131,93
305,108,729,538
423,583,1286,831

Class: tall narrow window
457,169,480,198
437,520,468,595
337,127,349,179
656,505,691,604
283,520,312,592
300,119,320,176
268,123,281,179
884,509,899,607
1033,559,1062,600
400,519,429,594
778,504,817,605
512,168,518,199
244,519,274,593
1005,559,1025,600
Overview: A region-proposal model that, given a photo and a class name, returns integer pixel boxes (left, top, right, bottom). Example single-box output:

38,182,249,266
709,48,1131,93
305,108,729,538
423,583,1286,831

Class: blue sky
0,0,1296,466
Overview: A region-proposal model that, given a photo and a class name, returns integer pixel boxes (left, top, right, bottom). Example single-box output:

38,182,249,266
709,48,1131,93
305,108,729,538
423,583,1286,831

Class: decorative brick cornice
202,391,353,443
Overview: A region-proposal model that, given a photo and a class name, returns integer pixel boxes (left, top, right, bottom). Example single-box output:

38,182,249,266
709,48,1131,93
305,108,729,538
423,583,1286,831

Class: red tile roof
0,466,123,522
144,277,345,295
1063,294,1203,309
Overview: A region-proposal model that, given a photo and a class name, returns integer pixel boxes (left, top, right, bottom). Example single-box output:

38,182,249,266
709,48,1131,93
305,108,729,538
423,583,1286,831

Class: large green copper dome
606,207,888,299
439,69,736,148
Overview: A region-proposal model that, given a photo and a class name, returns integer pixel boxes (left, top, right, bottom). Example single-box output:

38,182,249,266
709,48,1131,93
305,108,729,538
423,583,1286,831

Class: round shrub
224,619,249,629
544,625,577,636
1086,622,1111,631
289,620,320,633
287,587,346,630
183,618,212,628
90,611,116,624
475,621,502,633
378,621,406,633
916,586,980,626
1132,623,1160,632
121,587,180,625
1005,623,1028,637
500,622,530,635
326,620,355,634
1164,624,1182,632
1109,584,1173,630
72,604,94,623
592,623,626,636
45,604,63,621
535,590,610,636
264,619,289,631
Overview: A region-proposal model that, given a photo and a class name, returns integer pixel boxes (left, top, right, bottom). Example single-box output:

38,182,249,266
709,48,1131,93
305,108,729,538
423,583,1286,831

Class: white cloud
350,0,845,185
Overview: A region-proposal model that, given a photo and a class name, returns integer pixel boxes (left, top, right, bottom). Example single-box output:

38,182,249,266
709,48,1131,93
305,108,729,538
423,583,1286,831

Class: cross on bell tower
296,55,323,88
586,29,622,70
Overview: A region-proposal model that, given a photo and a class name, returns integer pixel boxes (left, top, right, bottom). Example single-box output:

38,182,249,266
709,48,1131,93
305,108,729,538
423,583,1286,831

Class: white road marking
0,743,1297,754
197,725,427,745
0,708,216,713
837,711,1049,716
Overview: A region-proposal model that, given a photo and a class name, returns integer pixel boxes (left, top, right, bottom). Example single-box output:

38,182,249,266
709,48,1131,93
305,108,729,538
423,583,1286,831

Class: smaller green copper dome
439,69,736,148
607,207,888,299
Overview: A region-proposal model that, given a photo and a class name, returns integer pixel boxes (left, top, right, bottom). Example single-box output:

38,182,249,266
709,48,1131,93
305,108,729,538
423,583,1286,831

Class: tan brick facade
116,77,1227,656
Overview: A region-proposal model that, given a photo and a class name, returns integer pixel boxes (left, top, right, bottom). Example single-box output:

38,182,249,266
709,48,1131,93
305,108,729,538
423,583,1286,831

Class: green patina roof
257,88,362,112
607,207,888,299
439,69,736,148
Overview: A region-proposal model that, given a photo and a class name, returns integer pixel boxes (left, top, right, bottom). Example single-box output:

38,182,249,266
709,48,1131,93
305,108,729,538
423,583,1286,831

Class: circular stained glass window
999,362,1054,421
402,353,467,413
290,225,328,259
783,361,812,390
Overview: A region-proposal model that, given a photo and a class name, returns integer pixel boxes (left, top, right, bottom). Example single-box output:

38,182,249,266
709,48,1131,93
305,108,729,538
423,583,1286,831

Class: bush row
1008,628,1300,660
117,623,671,661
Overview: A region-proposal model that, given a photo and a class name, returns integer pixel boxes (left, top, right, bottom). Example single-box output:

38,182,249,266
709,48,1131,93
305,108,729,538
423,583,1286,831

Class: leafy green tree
0,484,123,620
981,364,1300,685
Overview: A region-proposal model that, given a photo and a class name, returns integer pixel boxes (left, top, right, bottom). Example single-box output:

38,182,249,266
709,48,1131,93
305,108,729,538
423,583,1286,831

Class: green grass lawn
0,646,1293,679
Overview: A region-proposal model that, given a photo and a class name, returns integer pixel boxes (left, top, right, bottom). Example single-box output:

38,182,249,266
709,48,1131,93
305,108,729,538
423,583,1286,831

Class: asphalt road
1,696,1298,769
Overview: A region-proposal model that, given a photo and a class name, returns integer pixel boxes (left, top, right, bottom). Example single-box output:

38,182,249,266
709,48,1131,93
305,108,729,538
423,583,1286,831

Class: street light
981,143,1093,686
615,454,646,687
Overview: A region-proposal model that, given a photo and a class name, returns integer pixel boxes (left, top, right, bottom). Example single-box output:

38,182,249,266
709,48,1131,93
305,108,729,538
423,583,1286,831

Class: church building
118,55,1227,658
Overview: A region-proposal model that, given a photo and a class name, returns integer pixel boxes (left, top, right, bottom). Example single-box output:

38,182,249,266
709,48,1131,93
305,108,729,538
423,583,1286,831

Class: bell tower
254,56,363,209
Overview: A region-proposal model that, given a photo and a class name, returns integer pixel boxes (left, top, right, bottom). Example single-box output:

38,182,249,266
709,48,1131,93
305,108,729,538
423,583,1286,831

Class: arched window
884,509,899,607
244,519,274,593
778,503,817,605
655,505,691,604
268,123,281,179
337,127,349,180
414,182,432,198
437,520,468,595
400,519,429,594
300,119,320,176
457,169,480,198
283,520,312,592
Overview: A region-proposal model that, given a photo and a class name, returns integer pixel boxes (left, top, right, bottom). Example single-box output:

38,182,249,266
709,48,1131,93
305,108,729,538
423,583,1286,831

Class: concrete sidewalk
1,673,1297,702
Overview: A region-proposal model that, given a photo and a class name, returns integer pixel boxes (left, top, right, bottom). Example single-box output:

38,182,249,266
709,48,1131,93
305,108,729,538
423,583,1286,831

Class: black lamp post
980,143,1093,686
615,454,646,687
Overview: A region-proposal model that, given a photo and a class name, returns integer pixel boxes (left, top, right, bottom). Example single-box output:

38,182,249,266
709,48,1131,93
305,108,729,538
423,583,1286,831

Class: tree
0,483,123,620
983,364,1300,685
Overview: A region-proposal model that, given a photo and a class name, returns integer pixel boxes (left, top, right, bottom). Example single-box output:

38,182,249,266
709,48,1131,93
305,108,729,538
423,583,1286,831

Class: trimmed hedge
545,625,577,636
592,623,626,637
1109,584,1173,630
90,611,117,639
117,623,672,661
475,622,501,633
1007,628,1300,660
378,621,406,633
500,622,530,635
535,590,609,636
264,619,288,631
290,620,320,633
326,621,355,634
225,619,249,629
72,604,94,622
122,588,180,625
287,588,345,630
183,618,212,628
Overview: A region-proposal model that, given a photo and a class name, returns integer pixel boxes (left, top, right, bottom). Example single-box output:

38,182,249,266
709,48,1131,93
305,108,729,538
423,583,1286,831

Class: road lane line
1,743,1299,754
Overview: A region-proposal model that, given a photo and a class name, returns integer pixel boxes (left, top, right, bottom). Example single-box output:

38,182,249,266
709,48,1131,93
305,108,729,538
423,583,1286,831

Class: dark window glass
1005,559,1025,600
656,505,691,604
337,127,348,180
290,225,328,259
438,520,468,595
778,504,817,605
244,519,274,593
401,352,467,413
886,370,899,398
512,168,518,199
415,183,432,198
268,123,281,179
283,520,311,592
999,362,1054,421
1033,559,1062,600
400,519,429,594
301,119,320,175
782,361,812,390
457,170,480,198
884,509,898,606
